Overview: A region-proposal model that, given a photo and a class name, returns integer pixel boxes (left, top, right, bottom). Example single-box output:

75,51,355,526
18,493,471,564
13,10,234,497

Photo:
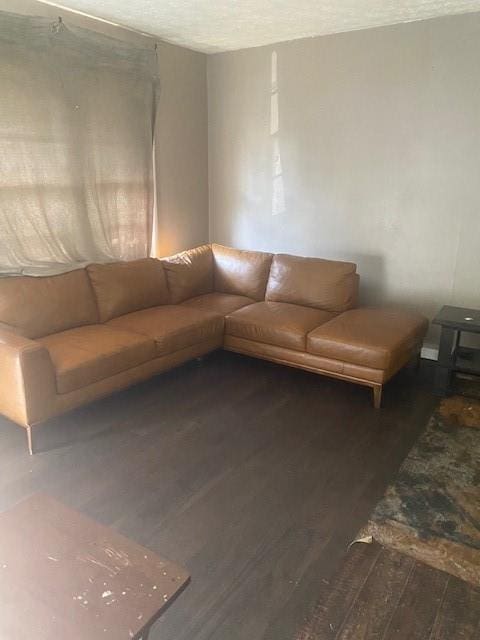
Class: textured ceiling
40,0,480,52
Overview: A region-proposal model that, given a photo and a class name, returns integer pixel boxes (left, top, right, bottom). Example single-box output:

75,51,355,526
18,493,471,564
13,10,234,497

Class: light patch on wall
270,50,285,217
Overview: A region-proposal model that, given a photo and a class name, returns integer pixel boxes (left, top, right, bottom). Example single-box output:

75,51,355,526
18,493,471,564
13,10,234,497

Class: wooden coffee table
0,493,189,639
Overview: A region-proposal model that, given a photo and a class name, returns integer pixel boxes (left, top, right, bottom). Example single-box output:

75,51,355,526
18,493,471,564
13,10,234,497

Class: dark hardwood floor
0,351,437,640
295,542,480,640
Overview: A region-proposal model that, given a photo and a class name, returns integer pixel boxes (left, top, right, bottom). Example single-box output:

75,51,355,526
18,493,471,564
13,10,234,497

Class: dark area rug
361,394,480,587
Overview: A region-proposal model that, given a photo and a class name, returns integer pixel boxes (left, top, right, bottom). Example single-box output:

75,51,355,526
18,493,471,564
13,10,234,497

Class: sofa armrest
0,328,56,427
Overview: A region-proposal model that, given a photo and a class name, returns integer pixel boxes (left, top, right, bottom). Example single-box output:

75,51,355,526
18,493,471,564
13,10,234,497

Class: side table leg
434,327,456,396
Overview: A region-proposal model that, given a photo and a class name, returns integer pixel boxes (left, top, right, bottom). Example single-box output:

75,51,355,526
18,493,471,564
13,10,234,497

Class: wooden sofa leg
26,426,34,456
373,385,382,409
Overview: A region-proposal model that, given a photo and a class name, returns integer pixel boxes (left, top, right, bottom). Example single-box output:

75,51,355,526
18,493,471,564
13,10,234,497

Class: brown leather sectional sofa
0,244,428,454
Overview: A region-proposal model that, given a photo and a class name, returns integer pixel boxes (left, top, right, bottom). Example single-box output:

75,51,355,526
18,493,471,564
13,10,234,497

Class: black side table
433,305,480,396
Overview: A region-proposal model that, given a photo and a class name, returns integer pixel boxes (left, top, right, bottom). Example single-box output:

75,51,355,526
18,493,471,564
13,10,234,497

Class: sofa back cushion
87,258,168,322
162,244,213,304
212,244,273,301
266,253,358,313
0,269,98,339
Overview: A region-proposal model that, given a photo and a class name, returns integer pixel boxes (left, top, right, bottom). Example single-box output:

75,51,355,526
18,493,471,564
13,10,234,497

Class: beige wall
208,14,480,349
155,41,208,257
1,0,209,258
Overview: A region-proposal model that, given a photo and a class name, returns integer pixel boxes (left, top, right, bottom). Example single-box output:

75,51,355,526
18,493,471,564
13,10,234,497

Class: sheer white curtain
0,11,158,275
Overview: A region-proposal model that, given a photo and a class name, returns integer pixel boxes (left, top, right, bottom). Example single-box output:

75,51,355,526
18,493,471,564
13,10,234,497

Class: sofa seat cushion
307,308,428,370
226,302,335,351
38,325,156,394
181,292,255,316
108,305,224,356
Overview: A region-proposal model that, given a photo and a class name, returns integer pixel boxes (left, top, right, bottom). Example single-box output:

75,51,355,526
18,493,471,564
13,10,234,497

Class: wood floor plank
335,546,415,640
429,575,480,640
0,352,438,640
295,542,480,640
382,560,449,640
293,543,383,640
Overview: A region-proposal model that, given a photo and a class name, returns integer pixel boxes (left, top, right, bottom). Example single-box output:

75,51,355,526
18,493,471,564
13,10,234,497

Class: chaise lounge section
0,243,428,454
